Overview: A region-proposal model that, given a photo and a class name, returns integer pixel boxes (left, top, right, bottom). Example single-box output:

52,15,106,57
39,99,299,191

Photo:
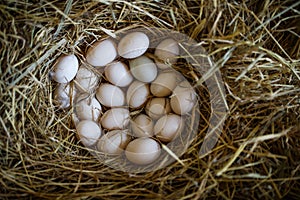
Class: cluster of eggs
52,31,197,165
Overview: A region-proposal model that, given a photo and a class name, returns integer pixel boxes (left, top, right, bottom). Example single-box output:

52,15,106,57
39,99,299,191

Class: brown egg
145,98,171,120
125,138,161,165
154,38,179,69
101,108,130,130
97,130,131,155
150,71,178,97
131,114,154,137
154,114,183,142
126,81,150,108
170,81,197,115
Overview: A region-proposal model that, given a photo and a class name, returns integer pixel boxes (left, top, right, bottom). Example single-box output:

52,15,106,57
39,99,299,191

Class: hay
1,0,299,199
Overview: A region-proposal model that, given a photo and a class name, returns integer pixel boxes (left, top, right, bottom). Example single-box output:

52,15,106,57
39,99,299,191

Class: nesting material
2,0,299,199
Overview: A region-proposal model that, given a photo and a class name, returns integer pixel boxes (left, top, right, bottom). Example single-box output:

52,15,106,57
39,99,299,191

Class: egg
154,114,183,142
101,108,130,130
150,71,178,97
74,66,99,93
75,94,102,121
117,32,149,59
170,81,197,115
131,114,154,137
154,38,179,69
126,81,150,108
145,98,171,120
129,56,157,83
54,83,76,109
86,39,117,67
104,61,133,87
76,120,102,146
96,83,125,107
125,138,161,165
51,54,79,83
97,129,131,155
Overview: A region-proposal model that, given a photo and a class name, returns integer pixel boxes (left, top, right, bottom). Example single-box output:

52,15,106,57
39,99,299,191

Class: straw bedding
0,0,299,199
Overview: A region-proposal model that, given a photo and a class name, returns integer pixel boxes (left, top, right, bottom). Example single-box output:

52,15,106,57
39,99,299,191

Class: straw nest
1,0,299,199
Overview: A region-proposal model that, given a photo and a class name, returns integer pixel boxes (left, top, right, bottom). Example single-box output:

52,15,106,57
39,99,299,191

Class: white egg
150,71,178,97
131,114,154,137
74,66,99,93
118,32,149,59
97,129,131,155
126,81,150,108
75,94,102,121
155,38,179,69
170,81,197,115
76,120,102,146
125,138,161,165
154,114,183,142
51,54,79,83
104,61,133,87
129,56,157,83
86,39,117,67
145,98,171,120
96,83,125,107
54,83,76,109
101,108,130,130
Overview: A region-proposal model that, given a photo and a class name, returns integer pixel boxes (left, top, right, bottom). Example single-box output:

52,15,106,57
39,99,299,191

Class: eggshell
154,114,183,142
131,114,154,137
145,98,171,120
76,120,102,146
86,39,117,67
96,83,125,107
125,138,161,165
75,94,102,121
101,108,130,130
74,66,99,93
104,61,133,87
118,32,149,59
97,129,131,155
129,56,157,83
155,38,179,69
51,54,79,83
150,71,178,97
54,83,76,109
170,81,197,115
126,81,150,108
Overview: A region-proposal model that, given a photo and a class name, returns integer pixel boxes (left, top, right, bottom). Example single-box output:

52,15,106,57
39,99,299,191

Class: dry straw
1,0,300,199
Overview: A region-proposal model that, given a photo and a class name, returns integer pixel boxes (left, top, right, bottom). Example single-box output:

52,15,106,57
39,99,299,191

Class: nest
1,0,299,199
